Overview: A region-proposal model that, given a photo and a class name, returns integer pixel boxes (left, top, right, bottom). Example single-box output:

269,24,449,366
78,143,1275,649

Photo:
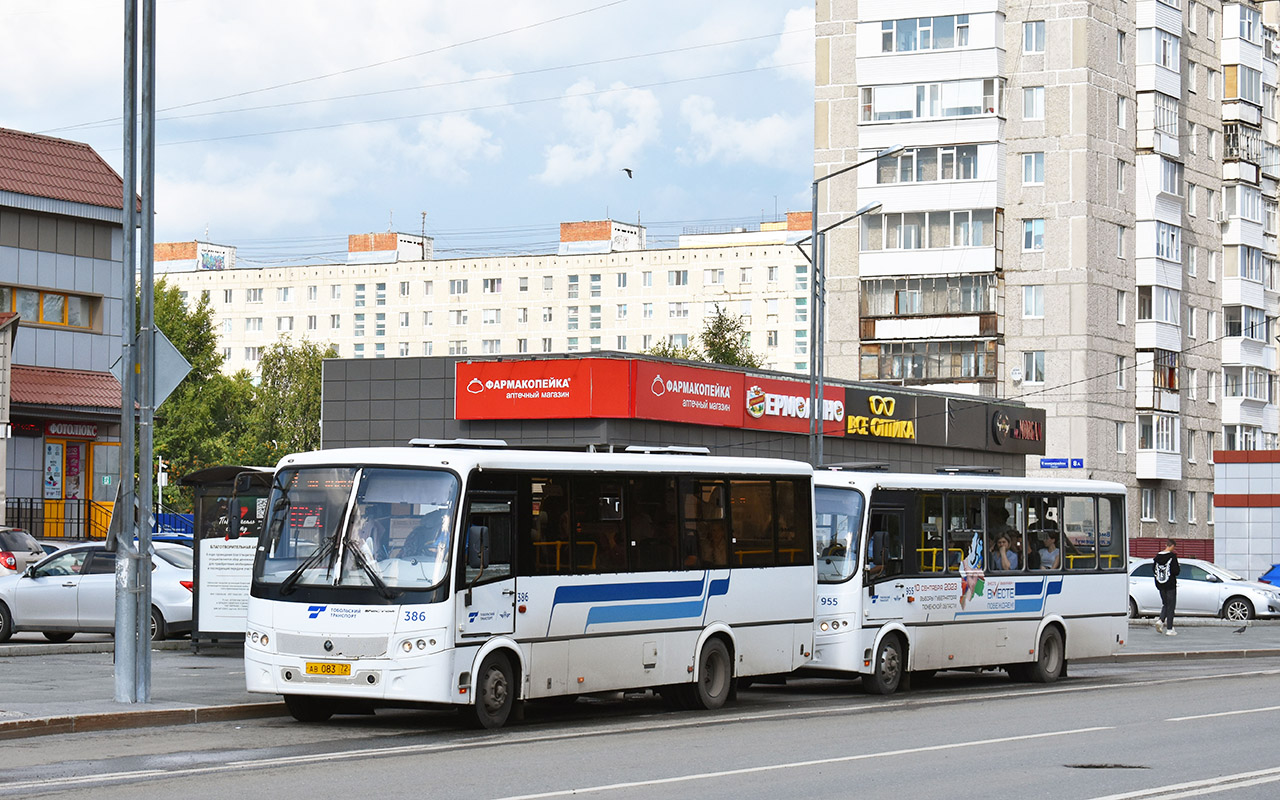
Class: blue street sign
1040,458,1069,469
1070,458,1084,469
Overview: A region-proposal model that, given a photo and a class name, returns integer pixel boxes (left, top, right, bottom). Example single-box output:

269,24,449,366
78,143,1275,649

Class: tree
152,279,256,509
699,305,765,368
644,306,764,368
239,336,336,467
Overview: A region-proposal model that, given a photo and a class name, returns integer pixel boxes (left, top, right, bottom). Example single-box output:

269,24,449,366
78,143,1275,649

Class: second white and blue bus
810,470,1129,693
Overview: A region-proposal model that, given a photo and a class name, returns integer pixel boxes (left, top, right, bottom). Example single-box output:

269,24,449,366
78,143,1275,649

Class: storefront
6,366,122,540
320,355,1046,473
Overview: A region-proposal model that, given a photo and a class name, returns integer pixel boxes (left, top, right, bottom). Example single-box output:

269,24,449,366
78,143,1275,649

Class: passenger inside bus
1038,532,1061,570
400,508,450,561
988,533,1019,571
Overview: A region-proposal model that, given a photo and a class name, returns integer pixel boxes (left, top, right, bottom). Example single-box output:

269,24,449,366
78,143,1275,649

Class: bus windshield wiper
347,540,398,600
280,537,338,596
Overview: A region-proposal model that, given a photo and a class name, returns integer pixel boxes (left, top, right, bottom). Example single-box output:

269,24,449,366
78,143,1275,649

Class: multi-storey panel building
158,216,817,377
815,0,1280,544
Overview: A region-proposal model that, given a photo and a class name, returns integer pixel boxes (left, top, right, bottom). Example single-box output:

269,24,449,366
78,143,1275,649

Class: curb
1078,648,1280,664
0,640,194,657
0,701,288,741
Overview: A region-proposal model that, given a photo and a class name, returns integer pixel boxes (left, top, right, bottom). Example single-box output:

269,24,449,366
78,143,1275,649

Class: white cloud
761,8,815,84
404,115,501,182
158,157,350,241
536,80,661,186
678,95,808,166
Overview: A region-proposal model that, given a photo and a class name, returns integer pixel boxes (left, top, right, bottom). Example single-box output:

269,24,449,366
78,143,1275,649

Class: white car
0,543,193,643
1128,557,1280,622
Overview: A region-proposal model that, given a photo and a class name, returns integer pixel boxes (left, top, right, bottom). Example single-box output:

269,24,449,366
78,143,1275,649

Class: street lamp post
801,145,901,467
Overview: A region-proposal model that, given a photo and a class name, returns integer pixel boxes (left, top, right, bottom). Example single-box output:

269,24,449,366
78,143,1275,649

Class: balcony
1136,451,1182,481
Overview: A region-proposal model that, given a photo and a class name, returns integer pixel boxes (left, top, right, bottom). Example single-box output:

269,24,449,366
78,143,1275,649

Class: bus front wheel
1028,627,1064,683
863,634,904,695
464,652,515,729
285,694,334,722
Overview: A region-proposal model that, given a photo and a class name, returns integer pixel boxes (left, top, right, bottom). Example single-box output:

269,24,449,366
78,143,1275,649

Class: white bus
810,470,1128,694
241,441,816,728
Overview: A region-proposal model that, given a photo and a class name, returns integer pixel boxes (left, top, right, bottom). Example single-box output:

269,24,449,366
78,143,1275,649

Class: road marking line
487,727,1113,800
1166,703,1280,722
1088,766,1280,799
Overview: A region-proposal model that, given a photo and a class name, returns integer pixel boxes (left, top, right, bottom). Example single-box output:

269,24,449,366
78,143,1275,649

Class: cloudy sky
1,0,814,264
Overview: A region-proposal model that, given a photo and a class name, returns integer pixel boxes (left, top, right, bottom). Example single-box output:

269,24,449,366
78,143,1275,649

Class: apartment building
158,215,817,377
816,0,1280,543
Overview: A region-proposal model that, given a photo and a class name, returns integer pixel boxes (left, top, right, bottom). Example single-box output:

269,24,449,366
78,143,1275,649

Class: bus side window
776,479,813,567
919,493,944,573
630,476,678,572
1097,496,1124,570
729,480,771,567
1063,496,1097,570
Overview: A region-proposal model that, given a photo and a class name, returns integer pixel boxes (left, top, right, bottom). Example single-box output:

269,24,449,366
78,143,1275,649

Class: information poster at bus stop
197,537,258,634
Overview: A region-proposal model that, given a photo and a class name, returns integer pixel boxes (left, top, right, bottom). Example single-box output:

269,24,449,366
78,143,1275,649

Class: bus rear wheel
863,634,904,695
285,694,334,722
1028,627,1064,683
690,638,732,710
463,652,515,729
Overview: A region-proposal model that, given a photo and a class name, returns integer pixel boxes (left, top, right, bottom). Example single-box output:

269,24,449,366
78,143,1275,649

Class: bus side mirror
227,504,242,540
467,525,489,570
234,473,254,493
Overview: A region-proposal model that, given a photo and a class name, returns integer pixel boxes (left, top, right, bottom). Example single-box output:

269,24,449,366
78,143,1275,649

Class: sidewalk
3,620,1279,740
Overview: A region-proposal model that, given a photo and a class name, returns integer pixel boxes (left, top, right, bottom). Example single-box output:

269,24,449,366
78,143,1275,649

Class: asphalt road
3,656,1279,799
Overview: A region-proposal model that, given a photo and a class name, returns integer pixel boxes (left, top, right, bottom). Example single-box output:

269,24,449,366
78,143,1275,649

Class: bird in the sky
621,168,633,178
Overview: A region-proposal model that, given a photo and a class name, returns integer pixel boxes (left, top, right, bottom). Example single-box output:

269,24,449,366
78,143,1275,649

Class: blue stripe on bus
585,599,707,627
956,576,1064,616
551,576,707,607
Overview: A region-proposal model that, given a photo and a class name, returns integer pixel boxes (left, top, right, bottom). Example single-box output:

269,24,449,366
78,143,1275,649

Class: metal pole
135,0,157,702
816,231,827,469
807,179,819,467
115,0,139,705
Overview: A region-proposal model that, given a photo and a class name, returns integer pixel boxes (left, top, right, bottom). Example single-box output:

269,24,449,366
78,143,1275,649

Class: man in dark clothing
1153,539,1180,636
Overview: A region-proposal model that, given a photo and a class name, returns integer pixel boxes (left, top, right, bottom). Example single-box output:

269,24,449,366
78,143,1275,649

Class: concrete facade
815,0,1280,546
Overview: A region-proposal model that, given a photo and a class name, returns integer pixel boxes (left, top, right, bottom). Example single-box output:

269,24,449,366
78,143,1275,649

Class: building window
641,271,652,287
643,303,653,319
246,288,263,303
423,311,433,326
1116,159,1126,193
1138,28,1180,70
1022,351,1045,384
306,315,317,330
542,307,553,323
399,312,410,328
668,270,688,286
277,316,293,332
1187,245,1197,274
590,274,601,298
567,307,579,330
740,267,752,283
1023,285,1044,318
1116,355,1126,389
375,283,386,306
423,342,433,356
1117,30,1126,63
543,275,554,291
482,339,500,354
448,340,468,356
705,268,725,286
795,330,808,356
330,314,341,329
1023,86,1045,120
1167,489,1177,524
399,281,410,297
483,278,502,294
1138,413,1178,452
1,287,95,329
518,338,528,353
353,314,365,337
567,275,579,299
519,277,529,292
1023,218,1045,251
449,279,468,296
354,284,366,307
1024,20,1045,53
542,338,552,352
669,302,689,319
1116,225,1126,259
450,309,468,326
398,342,410,356
795,297,808,323
223,289,233,304
1115,421,1127,453
1117,95,1128,129
794,265,808,291
616,335,627,350
1155,222,1181,261
245,346,263,361
860,209,996,251
617,304,628,320
517,308,528,324
880,14,973,53
483,309,500,325
245,317,263,332
862,78,1001,122
1141,488,1156,522
590,305,602,329
1022,152,1044,185
567,337,579,352
876,144,980,184
1207,493,1214,525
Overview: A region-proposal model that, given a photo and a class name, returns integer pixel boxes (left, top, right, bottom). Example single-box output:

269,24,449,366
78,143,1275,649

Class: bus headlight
245,630,271,649
820,621,830,632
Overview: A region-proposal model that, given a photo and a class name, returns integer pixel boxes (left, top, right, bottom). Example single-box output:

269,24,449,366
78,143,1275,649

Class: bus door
864,508,907,622
456,492,517,638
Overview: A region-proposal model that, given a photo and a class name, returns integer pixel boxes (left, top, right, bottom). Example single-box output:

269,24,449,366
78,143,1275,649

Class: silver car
0,528,45,577
0,543,193,643
1129,557,1280,621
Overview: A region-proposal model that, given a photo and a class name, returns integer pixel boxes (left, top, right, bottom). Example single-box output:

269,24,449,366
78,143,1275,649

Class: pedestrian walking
1153,539,1180,636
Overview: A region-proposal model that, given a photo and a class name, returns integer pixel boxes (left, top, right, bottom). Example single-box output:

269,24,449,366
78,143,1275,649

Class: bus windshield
256,466,459,591
815,486,865,583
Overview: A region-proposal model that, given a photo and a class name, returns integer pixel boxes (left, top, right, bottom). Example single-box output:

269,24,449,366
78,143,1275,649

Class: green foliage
643,306,764,368
153,279,256,510
238,336,336,467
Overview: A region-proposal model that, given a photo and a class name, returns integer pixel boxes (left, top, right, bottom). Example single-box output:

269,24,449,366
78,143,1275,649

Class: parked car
1259,564,1280,586
0,542,193,643
38,540,72,556
0,528,45,578
1129,557,1280,621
